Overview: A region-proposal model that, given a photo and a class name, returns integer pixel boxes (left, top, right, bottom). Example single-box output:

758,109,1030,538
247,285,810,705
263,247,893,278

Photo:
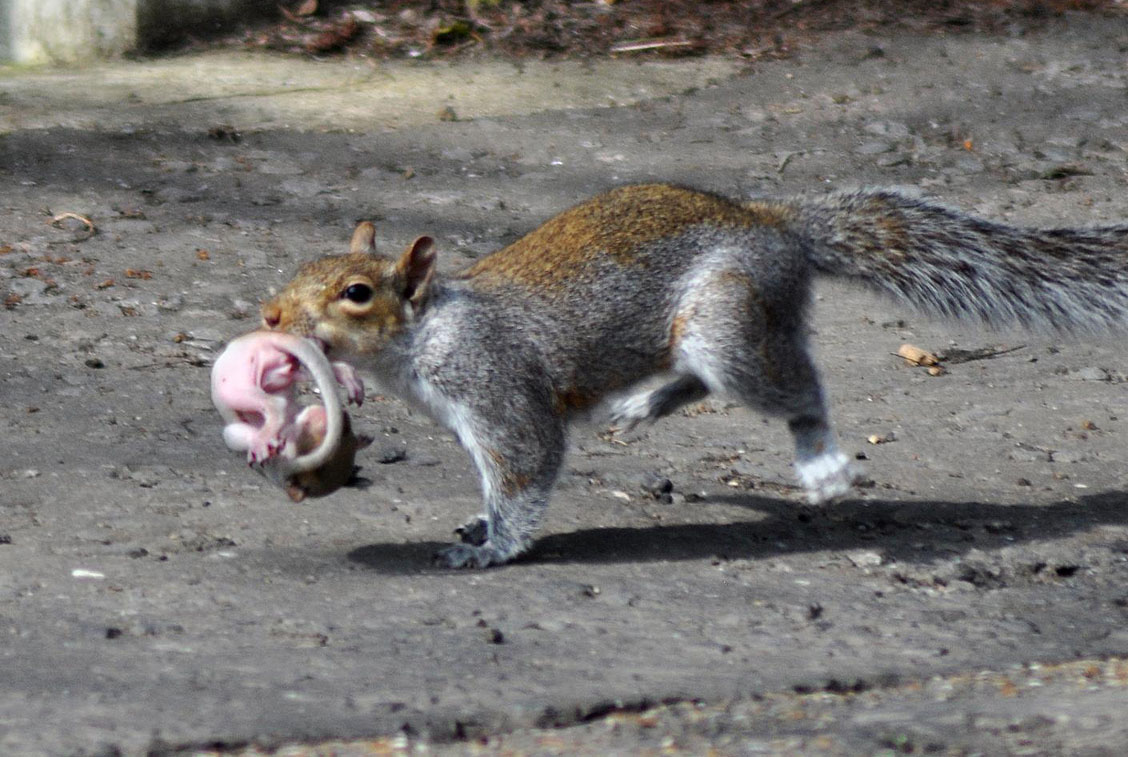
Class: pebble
1009,448,1050,463
638,472,674,497
857,140,894,155
846,550,884,568
1076,367,1109,382
376,441,408,464
864,120,911,139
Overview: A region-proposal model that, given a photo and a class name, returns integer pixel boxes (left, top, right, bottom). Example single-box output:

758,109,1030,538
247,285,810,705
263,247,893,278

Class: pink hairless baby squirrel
211,329,370,502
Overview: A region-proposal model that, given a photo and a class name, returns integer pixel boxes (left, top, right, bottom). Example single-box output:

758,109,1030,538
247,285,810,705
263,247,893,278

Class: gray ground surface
4,13,1128,756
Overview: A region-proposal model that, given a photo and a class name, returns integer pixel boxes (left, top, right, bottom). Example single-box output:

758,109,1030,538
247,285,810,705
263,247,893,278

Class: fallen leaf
49,211,97,240
897,343,939,366
305,17,360,53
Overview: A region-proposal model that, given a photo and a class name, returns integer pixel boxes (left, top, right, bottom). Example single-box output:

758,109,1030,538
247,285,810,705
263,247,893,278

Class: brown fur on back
461,184,795,290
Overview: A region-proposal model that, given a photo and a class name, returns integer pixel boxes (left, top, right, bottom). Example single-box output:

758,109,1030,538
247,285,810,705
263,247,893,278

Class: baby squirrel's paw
795,451,862,504
246,440,276,466
332,361,365,406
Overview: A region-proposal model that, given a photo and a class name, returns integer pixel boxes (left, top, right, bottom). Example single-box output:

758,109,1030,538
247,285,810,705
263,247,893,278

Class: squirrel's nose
261,302,282,329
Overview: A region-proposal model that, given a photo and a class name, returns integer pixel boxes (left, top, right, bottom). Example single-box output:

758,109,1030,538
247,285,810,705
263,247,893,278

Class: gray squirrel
259,183,1128,567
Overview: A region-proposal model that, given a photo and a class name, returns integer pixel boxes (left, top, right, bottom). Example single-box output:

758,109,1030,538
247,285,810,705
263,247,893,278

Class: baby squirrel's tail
787,189,1128,333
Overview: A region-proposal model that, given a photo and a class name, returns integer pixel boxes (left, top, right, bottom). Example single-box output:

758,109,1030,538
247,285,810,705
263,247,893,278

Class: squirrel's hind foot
795,450,862,504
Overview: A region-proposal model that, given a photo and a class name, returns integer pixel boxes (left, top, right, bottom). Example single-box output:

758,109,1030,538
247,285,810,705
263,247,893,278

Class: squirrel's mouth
304,335,337,362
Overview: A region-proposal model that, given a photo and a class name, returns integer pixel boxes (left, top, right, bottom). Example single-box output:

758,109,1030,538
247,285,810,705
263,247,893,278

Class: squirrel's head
261,221,437,362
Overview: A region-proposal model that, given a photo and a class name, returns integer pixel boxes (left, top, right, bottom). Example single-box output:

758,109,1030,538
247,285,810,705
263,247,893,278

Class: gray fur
800,189,1128,332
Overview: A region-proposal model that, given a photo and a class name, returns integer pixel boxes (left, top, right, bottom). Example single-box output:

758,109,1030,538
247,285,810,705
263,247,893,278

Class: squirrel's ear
396,235,437,308
349,221,377,255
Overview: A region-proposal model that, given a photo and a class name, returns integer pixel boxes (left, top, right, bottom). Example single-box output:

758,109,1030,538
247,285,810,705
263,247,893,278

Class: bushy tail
792,189,1128,333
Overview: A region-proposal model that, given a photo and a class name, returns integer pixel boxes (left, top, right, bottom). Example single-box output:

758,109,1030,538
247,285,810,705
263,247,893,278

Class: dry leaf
897,343,939,366
49,211,97,240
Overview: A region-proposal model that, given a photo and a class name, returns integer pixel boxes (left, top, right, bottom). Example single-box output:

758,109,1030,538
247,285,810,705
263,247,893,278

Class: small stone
846,550,883,568
1009,448,1049,463
638,472,674,497
857,140,894,155
1076,366,1108,382
376,441,408,464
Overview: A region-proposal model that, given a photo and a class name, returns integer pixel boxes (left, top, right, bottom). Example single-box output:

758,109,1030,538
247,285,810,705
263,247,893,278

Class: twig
611,38,694,54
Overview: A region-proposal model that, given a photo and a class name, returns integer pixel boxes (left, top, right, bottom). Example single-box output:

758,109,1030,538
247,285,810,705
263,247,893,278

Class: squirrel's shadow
347,490,1128,573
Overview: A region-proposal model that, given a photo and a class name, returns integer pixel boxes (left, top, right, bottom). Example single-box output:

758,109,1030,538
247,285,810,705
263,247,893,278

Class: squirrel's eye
342,283,373,303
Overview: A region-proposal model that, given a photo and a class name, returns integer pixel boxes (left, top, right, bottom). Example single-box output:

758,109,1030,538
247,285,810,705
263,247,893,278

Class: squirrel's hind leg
788,416,859,503
672,269,861,503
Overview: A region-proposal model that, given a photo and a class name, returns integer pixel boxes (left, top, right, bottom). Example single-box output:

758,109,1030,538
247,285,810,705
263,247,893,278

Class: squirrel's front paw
434,537,527,569
454,515,489,546
434,543,500,569
608,392,656,434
